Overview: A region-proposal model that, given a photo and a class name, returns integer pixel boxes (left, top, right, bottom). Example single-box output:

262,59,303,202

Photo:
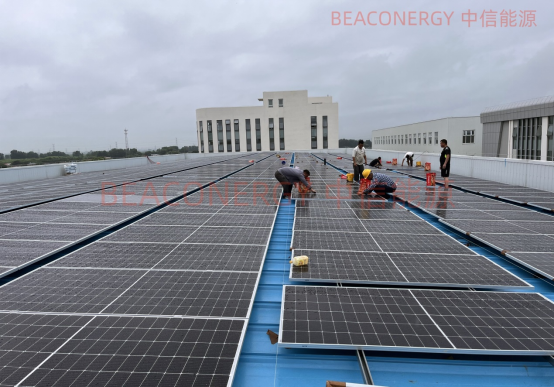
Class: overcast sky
1,0,553,154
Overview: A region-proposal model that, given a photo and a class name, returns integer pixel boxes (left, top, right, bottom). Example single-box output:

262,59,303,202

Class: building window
322,116,328,149
462,130,475,144
199,121,204,153
428,132,432,145
279,99,283,107
207,120,214,153
279,118,285,150
423,133,427,145
217,120,224,152
434,132,438,145
546,116,554,161
409,134,412,144
269,118,275,151
255,118,261,151
418,133,421,144
234,119,240,152
515,118,542,160
268,99,273,108
311,116,317,149
225,119,232,152
245,119,252,152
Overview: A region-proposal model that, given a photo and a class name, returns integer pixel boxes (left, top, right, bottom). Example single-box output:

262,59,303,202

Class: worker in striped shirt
361,169,397,196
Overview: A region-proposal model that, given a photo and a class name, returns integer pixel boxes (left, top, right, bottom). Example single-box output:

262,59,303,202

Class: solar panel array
0,152,287,386
0,154,241,213
276,153,554,357
0,154,261,279
280,285,554,355
388,166,554,280
291,154,528,289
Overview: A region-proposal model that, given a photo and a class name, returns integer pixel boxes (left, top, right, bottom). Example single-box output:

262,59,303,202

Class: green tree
72,150,82,157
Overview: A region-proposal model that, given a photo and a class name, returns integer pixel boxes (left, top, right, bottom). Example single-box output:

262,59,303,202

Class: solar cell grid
506,253,554,279
50,242,179,269
1,223,108,242
371,234,474,254
361,220,442,235
0,268,146,313
135,213,213,226
292,230,379,251
1,314,245,387
294,218,366,232
281,286,554,354
280,286,452,349
103,271,258,317
103,225,198,244
388,253,529,288
185,227,271,245
0,313,92,387
48,211,134,225
354,209,421,221
204,214,275,228
154,243,266,272
440,219,538,234
472,233,554,253
483,211,554,222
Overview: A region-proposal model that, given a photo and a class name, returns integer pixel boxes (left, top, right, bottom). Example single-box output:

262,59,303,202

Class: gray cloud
0,0,553,153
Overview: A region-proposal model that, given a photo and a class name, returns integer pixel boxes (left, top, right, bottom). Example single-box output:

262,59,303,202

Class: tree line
0,145,199,167
339,138,372,148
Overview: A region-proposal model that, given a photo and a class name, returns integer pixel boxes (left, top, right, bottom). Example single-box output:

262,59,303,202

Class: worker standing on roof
369,157,382,168
274,167,316,198
352,140,367,182
440,139,451,189
402,151,414,167
360,169,397,196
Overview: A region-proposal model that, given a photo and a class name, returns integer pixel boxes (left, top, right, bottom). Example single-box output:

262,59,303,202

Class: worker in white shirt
352,140,367,182
402,151,414,167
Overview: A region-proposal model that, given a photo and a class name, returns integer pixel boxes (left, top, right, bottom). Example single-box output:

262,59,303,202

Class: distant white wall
358,149,554,192
0,153,211,185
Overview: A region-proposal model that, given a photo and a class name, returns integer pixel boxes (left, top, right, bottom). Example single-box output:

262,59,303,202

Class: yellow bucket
346,173,354,182
416,161,422,167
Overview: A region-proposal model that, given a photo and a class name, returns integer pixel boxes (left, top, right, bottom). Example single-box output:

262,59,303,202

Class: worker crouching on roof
275,167,316,198
360,169,397,196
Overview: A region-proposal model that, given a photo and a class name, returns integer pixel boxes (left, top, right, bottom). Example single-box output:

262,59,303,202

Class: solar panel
204,214,275,228
103,225,198,243
0,210,79,223
50,242,179,269
472,233,554,252
292,230,380,251
290,249,527,289
185,227,271,245
361,220,442,235
440,219,535,234
483,211,554,222
353,209,421,221
0,313,245,387
506,252,554,279
295,207,358,219
371,234,473,254
2,223,108,242
153,244,267,272
0,268,146,313
388,253,530,288
135,213,213,226
280,286,554,355
516,222,554,234
49,211,134,225
426,210,502,221
290,250,405,283
0,222,39,237
103,271,258,317
294,218,366,232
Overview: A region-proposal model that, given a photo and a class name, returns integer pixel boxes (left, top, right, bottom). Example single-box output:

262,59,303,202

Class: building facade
371,117,482,156
480,96,554,161
196,90,338,153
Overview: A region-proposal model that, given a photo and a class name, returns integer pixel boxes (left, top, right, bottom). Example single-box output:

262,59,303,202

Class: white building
371,116,482,156
196,90,338,153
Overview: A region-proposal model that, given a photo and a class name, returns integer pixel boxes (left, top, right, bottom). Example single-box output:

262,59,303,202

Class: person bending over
361,169,397,196
274,167,316,197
